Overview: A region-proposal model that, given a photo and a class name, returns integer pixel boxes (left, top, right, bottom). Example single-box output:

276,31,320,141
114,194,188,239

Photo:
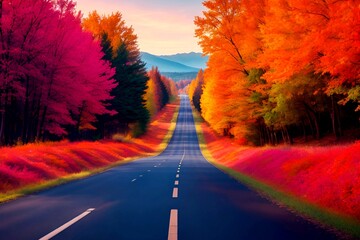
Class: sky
75,0,205,55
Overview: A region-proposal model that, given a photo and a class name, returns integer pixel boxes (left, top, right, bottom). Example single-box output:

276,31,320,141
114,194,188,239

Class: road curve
0,95,337,240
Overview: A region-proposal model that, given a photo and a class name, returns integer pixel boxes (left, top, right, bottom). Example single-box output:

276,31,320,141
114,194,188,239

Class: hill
141,52,199,73
159,52,208,69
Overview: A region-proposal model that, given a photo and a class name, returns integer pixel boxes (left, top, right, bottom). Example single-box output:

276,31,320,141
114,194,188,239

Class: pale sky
75,0,204,55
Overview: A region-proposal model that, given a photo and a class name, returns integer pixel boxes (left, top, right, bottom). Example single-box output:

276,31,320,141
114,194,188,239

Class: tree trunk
281,127,287,144
301,120,307,142
22,76,30,144
73,103,85,141
37,105,47,141
0,108,4,145
258,124,265,146
303,102,320,139
285,125,293,145
330,95,340,140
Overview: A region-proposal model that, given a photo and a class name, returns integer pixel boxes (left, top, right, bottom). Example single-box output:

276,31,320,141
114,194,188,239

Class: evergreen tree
110,43,149,136
100,33,114,62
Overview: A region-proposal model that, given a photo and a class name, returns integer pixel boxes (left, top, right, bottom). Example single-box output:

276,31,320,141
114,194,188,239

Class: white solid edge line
168,209,178,240
39,208,95,240
172,188,178,198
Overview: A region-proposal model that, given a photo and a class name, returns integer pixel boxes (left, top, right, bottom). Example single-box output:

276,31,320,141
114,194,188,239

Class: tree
83,11,150,137
257,0,360,139
195,0,359,145
108,43,149,136
195,0,265,144
188,69,204,112
0,0,116,145
82,11,138,58
145,67,176,119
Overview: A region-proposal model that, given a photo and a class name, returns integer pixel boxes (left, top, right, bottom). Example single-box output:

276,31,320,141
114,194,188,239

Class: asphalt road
0,95,338,240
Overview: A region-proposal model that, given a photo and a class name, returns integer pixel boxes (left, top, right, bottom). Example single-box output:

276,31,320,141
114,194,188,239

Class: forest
189,0,360,145
0,0,176,146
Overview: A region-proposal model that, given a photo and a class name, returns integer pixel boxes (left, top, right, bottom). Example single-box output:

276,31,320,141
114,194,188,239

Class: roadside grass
191,105,360,239
0,100,179,204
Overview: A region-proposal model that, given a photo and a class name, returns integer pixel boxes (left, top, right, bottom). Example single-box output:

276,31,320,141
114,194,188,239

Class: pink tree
0,0,116,145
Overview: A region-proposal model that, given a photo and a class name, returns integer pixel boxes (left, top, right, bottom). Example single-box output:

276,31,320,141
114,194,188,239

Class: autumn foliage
145,67,177,118
0,1,168,146
201,122,360,221
194,0,360,145
176,80,192,94
82,11,151,138
0,101,178,195
188,70,204,112
0,0,115,145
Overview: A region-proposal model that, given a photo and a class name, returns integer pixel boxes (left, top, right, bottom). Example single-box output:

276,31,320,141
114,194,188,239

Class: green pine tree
110,43,149,136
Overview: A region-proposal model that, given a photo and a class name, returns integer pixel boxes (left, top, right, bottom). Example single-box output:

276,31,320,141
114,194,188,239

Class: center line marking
168,209,178,240
172,188,178,198
132,179,137,182
139,175,143,177
39,208,95,240
176,174,179,178
147,170,151,172
174,180,179,186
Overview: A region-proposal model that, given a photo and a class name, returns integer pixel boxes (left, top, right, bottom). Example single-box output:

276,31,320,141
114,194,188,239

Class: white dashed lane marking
172,188,178,198
168,209,178,240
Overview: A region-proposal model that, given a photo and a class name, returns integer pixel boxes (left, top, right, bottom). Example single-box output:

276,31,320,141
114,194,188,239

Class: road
0,95,337,240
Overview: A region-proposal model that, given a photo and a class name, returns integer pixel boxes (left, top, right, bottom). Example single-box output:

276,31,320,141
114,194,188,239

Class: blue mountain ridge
140,52,206,73
158,52,208,69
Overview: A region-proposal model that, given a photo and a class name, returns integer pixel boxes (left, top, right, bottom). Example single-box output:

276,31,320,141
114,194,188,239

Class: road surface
0,95,337,239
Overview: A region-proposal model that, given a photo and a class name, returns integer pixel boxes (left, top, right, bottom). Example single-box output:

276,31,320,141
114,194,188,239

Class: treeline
145,67,177,118
191,0,360,145
0,0,176,146
176,80,192,94
188,70,204,112
80,11,177,139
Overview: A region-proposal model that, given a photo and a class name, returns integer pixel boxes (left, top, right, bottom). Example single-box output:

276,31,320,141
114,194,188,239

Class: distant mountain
159,52,208,69
141,52,200,73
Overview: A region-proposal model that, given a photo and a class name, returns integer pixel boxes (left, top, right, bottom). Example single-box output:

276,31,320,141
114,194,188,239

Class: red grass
0,102,178,194
201,122,360,221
